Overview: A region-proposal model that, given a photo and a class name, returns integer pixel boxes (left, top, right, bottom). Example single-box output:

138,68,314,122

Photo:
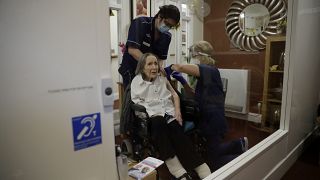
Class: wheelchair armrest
131,103,147,113
181,98,200,123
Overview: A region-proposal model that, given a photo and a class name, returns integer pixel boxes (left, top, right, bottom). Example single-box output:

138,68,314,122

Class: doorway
109,8,122,136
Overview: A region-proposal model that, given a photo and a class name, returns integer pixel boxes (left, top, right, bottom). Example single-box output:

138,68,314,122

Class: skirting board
264,127,318,179
225,111,262,123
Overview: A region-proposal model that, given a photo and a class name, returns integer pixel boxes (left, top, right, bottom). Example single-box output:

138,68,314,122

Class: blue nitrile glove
164,64,174,81
172,71,187,85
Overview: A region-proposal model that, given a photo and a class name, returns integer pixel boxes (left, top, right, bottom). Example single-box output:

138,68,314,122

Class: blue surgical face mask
158,22,170,33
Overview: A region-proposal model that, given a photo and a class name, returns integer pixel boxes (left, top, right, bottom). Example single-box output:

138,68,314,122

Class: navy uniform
196,64,245,171
118,17,172,88
195,64,227,136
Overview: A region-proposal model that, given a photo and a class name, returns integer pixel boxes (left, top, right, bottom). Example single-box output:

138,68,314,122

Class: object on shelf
269,104,281,128
276,17,287,34
269,87,282,99
278,51,285,70
270,65,279,71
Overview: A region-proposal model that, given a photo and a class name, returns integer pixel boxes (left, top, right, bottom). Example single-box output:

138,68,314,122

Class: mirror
239,4,270,36
225,0,287,51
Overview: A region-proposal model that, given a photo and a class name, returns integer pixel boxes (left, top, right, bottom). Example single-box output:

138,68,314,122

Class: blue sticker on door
72,113,102,151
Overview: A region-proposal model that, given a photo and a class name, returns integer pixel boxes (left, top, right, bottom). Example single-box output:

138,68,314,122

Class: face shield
187,45,211,64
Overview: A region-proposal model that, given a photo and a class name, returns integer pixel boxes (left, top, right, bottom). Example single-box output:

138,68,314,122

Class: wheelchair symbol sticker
72,113,102,151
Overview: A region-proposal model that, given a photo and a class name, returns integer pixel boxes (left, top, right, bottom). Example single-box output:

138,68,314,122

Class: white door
0,0,117,180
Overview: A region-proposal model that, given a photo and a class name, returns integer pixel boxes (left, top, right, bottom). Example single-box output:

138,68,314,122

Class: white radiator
219,69,250,114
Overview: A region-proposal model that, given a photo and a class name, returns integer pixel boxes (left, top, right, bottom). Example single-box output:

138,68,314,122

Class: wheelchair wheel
121,139,133,156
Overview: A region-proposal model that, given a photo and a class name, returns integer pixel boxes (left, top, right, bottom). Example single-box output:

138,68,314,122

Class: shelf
267,99,282,103
267,35,286,42
261,35,286,129
269,70,284,73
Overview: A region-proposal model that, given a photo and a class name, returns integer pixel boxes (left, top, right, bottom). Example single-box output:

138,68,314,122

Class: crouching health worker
165,41,248,171
131,53,211,180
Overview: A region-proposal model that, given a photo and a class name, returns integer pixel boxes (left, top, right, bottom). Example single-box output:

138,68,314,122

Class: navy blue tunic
118,17,171,85
195,64,227,136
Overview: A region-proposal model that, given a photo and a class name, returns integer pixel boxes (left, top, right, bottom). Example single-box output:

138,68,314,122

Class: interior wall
108,2,131,100
0,0,117,179
285,0,320,151
110,10,120,99
191,12,204,42
204,0,265,113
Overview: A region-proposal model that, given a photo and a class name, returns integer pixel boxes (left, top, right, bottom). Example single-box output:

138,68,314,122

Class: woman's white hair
135,53,160,78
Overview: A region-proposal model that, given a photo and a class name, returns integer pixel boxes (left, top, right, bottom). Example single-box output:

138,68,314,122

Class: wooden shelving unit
261,35,286,131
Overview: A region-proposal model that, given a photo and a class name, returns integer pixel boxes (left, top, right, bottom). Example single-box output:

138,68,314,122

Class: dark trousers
205,134,243,171
149,116,204,171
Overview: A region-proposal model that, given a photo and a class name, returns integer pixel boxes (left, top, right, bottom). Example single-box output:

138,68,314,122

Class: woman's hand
175,111,183,126
164,64,174,80
171,71,187,85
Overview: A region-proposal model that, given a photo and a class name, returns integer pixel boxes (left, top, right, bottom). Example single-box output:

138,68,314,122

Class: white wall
0,0,117,179
110,9,120,99
109,0,132,98
110,10,119,55
285,0,320,150
191,12,204,43
109,2,131,99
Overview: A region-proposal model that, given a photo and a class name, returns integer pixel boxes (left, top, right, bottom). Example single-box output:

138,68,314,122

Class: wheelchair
120,77,228,161
120,89,207,163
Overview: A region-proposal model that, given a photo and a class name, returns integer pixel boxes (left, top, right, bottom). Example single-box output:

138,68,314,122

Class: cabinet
261,36,286,132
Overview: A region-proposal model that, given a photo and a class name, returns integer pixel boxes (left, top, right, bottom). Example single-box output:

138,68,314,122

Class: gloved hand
164,64,174,81
171,71,187,85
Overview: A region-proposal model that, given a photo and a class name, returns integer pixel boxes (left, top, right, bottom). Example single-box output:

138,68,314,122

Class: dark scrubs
196,64,243,171
118,17,171,88
195,64,227,136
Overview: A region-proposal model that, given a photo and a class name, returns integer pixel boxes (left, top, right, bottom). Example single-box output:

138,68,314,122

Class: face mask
158,22,170,33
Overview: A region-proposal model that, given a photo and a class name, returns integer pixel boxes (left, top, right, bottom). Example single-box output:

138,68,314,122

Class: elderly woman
131,53,210,180
165,41,249,171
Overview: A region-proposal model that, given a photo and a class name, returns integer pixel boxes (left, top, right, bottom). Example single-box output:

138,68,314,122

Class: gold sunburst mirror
225,0,287,51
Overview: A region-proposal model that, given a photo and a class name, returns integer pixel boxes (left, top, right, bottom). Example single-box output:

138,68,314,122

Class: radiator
219,69,250,114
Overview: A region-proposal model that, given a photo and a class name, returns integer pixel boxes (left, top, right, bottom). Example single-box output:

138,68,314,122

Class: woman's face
143,55,159,81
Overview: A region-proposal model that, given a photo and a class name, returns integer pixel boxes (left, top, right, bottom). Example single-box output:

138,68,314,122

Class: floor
114,113,272,179
114,99,320,179
281,133,320,179
224,117,271,148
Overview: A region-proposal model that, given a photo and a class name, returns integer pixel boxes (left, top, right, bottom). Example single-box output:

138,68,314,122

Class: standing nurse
118,5,180,89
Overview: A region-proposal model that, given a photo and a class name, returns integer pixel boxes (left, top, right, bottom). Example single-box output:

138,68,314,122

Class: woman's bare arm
166,80,183,125
171,64,200,77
